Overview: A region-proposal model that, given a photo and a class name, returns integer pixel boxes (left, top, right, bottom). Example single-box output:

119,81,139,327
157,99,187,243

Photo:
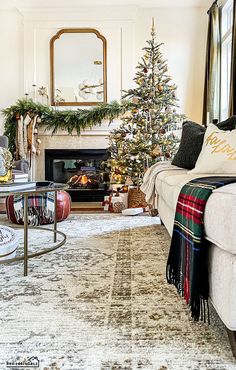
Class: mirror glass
50,29,107,106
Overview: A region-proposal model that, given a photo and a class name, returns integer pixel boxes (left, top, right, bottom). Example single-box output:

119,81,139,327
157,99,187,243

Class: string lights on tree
107,19,184,186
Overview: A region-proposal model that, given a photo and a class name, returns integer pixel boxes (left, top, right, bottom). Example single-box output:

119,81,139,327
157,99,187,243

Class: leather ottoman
6,190,71,225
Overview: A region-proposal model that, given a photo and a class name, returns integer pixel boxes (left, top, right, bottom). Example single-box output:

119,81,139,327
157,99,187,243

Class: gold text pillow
188,123,236,174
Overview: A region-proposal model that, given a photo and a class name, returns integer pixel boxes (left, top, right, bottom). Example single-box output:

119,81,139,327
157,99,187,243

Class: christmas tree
107,20,183,186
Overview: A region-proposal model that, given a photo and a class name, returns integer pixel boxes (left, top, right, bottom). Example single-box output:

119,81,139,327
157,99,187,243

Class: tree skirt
0,214,235,370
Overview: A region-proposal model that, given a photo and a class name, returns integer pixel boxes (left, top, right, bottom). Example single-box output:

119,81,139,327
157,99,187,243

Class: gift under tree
107,20,183,186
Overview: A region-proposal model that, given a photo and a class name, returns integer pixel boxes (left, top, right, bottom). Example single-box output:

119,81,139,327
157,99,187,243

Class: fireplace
45,149,109,202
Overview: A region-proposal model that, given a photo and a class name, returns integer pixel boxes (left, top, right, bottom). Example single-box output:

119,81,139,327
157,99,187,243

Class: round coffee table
0,183,68,276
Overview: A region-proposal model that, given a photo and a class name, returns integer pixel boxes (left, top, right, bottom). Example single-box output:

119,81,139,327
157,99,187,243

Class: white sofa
155,168,236,357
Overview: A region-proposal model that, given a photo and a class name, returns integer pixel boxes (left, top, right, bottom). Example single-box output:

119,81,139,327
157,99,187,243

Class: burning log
67,175,82,188
67,174,99,189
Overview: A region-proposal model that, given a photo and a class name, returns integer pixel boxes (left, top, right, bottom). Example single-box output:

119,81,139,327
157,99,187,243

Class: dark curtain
202,1,220,125
229,0,236,116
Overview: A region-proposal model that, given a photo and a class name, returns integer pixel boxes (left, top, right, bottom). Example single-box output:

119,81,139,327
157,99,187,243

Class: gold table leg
54,190,57,243
24,194,28,276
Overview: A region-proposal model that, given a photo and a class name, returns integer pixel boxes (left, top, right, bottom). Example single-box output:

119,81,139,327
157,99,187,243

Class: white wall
0,4,208,137
135,7,208,122
0,9,23,135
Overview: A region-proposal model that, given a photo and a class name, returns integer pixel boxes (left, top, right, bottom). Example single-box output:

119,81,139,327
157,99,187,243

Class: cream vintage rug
0,214,235,370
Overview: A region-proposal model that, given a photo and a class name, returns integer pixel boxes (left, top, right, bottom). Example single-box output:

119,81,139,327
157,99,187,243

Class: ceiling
0,0,213,9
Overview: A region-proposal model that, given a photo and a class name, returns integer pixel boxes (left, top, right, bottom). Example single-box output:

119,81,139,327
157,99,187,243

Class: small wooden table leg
54,190,57,243
23,194,28,276
227,329,236,358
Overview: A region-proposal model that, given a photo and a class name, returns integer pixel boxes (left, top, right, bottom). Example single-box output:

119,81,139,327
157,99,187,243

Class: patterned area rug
0,214,235,370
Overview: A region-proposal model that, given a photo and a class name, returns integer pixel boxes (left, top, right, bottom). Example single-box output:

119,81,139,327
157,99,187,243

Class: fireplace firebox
45,149,109,202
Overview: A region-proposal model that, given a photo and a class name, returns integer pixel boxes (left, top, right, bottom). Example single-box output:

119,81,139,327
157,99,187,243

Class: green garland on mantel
2,99,131,156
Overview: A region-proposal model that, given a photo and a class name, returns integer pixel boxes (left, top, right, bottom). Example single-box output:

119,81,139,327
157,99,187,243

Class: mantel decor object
0,147,13,183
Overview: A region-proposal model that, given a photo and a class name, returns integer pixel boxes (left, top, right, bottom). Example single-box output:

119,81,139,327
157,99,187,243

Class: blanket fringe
190,297,210,324
15,208,54,226
167,263,210,323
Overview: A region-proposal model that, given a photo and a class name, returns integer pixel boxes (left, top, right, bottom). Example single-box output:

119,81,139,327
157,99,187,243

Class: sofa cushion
155,169,189,211
172,121,205,170
155,170,236,254
188,123,236,174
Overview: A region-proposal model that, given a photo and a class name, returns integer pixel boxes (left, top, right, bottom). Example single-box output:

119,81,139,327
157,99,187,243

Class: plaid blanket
166,176,236,322
13,192,55,226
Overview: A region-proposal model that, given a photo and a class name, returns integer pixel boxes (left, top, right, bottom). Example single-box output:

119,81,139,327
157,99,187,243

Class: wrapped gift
102,193,128,213
112,193,128,213
120,192,128,208
103,196,112,211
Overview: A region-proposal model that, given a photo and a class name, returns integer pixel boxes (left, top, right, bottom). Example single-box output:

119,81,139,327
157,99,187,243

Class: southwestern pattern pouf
6,190,71,226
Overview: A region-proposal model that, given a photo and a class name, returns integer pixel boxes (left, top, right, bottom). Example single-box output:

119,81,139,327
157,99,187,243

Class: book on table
0,182,36,192
12,172,29,183
13,176,29,183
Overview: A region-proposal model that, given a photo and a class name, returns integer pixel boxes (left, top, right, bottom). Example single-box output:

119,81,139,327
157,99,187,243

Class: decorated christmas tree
107,20,184,186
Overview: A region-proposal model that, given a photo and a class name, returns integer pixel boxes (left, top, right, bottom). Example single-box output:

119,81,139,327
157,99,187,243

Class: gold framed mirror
50,28,107,106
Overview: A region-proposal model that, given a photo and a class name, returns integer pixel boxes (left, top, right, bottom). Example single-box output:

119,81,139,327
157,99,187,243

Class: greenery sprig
2,99,131,156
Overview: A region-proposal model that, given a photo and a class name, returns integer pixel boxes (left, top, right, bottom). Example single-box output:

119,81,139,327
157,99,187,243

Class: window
220,0,233,120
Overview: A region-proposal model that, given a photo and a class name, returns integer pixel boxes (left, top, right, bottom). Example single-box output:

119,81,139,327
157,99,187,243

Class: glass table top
0,182,68,196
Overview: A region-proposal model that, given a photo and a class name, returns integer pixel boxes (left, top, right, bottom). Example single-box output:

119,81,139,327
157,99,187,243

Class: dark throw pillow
217,115,236,131
172,116,236,170
172,120,206,170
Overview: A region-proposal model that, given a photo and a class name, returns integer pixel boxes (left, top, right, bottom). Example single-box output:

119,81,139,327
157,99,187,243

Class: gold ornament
151,145,161,158
137,78,143,85
157,84,164,92
121,111,132,119
132,97,139,104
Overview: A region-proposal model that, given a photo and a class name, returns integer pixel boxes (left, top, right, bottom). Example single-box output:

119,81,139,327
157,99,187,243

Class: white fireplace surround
35,119,120,181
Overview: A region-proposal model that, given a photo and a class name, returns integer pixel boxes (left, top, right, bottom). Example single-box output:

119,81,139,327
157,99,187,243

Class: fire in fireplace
68,174,99,189
45,149,109,202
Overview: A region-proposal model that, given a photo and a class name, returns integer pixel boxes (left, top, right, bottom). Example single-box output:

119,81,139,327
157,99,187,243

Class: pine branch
2,99,133,157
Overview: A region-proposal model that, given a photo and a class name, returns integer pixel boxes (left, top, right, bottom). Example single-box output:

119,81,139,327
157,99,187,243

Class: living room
0,0,236,369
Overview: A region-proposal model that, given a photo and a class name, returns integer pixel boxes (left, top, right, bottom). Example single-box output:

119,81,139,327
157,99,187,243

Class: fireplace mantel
38,119,120,136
